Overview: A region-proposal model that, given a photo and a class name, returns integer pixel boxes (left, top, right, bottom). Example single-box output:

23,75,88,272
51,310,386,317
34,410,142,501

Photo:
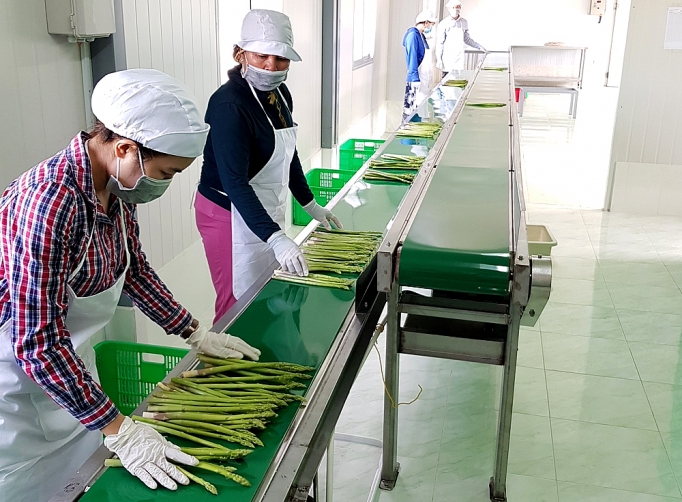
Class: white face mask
241,61,289,92
106,148,172,204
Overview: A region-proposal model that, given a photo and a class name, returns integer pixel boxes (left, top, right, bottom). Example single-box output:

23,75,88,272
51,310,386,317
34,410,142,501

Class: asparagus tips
180,447,252,458
105,459,220,496
176,465,219,495
194,461,251,487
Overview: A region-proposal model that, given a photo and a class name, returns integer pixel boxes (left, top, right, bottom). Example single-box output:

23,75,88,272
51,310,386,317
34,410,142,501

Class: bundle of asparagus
368,154,424,170
363,169,416,185
443,79,468,88
483,67,507,71
273,270,355,289
107,356,315,495
396,121,442,139
273,230,383,285
466,102,507,108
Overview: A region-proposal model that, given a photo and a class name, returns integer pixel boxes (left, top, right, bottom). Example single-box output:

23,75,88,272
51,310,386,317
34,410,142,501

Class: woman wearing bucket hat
0,69,260,501
196,9,343,322
436,0,486,73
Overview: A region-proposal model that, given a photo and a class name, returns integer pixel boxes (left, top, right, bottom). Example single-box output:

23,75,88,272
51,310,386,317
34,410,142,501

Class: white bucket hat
237,9,302,62
91,69,210,158
416,9,437,24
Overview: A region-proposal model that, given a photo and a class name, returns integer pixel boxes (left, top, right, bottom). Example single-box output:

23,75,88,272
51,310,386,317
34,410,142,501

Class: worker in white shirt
436,0,486,73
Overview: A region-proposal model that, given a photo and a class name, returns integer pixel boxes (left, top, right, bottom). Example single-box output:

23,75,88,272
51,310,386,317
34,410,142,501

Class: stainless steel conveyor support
375,52,552,502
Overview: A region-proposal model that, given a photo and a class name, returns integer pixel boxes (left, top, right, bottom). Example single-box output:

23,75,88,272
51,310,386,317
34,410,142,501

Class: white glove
303,200,343,230
187,325,261,361
104,416,198,490
267,230,309,276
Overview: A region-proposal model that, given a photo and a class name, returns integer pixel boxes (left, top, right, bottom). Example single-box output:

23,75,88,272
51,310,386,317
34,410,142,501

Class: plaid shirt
0,133,192,431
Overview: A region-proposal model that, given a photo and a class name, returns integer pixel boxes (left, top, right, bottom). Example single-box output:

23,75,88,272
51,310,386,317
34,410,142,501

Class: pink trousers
194,191,237,324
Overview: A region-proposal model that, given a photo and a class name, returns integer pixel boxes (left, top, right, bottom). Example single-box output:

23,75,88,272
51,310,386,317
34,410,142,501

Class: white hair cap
416,9,437,24
238,9,302,62
446,0,463,8
91,69,209,158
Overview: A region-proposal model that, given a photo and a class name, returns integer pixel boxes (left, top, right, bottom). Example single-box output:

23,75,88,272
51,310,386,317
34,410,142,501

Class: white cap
446,0,463,8
91,69,210,158
238,9,302,62
416,9,437,24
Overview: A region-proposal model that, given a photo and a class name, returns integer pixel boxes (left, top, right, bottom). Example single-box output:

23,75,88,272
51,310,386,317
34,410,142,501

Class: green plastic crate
293,168,355,226
94,341,188,416
339,138,385,172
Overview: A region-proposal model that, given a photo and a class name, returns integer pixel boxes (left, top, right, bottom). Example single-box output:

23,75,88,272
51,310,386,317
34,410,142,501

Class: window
353,0,377,69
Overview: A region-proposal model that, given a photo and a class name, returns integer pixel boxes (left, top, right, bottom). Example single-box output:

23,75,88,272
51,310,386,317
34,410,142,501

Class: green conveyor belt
399,70,512,296
79,68,472,502
80,173,413,502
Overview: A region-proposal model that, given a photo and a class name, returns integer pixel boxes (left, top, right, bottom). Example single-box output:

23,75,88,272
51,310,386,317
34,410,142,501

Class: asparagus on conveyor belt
273,229,383,288
443,79,468,88
105,356,315,495
363,169,416,185
466,102,507,108
368,154,424,170
396,121,442,139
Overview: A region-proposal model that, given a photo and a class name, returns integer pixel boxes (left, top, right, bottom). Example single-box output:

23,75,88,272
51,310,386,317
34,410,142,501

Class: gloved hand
186,325,261,361
267,230,308,276
267,285,309,315
104,416,198,490
303,200,343,230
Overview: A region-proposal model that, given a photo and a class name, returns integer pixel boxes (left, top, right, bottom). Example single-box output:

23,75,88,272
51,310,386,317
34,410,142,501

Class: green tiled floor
332,206,682,501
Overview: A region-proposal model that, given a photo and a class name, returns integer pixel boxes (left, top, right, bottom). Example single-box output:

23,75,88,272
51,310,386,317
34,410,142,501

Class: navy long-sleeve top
199,66,314,242
403,27,429,82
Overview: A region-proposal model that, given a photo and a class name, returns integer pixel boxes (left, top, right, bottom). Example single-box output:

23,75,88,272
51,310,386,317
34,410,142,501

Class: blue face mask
424,27,432,34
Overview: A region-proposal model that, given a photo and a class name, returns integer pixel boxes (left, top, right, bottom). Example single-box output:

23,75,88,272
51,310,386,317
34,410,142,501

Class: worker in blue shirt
403,10,437,120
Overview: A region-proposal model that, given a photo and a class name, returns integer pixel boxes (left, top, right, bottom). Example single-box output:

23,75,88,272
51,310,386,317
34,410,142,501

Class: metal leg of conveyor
380,285,400,490
325,432,334,502
489,304,522,502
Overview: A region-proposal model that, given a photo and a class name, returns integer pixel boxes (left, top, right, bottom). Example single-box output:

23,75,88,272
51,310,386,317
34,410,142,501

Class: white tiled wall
611,162,682,216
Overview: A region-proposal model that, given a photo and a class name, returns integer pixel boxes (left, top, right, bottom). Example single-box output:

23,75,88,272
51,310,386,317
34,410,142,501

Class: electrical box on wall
590,0,606,16
45,0,116,40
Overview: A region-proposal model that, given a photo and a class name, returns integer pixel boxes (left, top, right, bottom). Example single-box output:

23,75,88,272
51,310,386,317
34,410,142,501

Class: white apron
442,25,465,72
415,57,432,108
0,202,130,502
232,85,298,300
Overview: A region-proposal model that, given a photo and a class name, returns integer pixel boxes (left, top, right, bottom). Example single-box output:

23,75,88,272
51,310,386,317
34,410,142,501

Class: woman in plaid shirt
0,69,259,501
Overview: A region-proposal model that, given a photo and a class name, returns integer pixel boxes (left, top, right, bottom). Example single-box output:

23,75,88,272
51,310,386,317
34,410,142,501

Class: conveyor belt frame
376,54,548,502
